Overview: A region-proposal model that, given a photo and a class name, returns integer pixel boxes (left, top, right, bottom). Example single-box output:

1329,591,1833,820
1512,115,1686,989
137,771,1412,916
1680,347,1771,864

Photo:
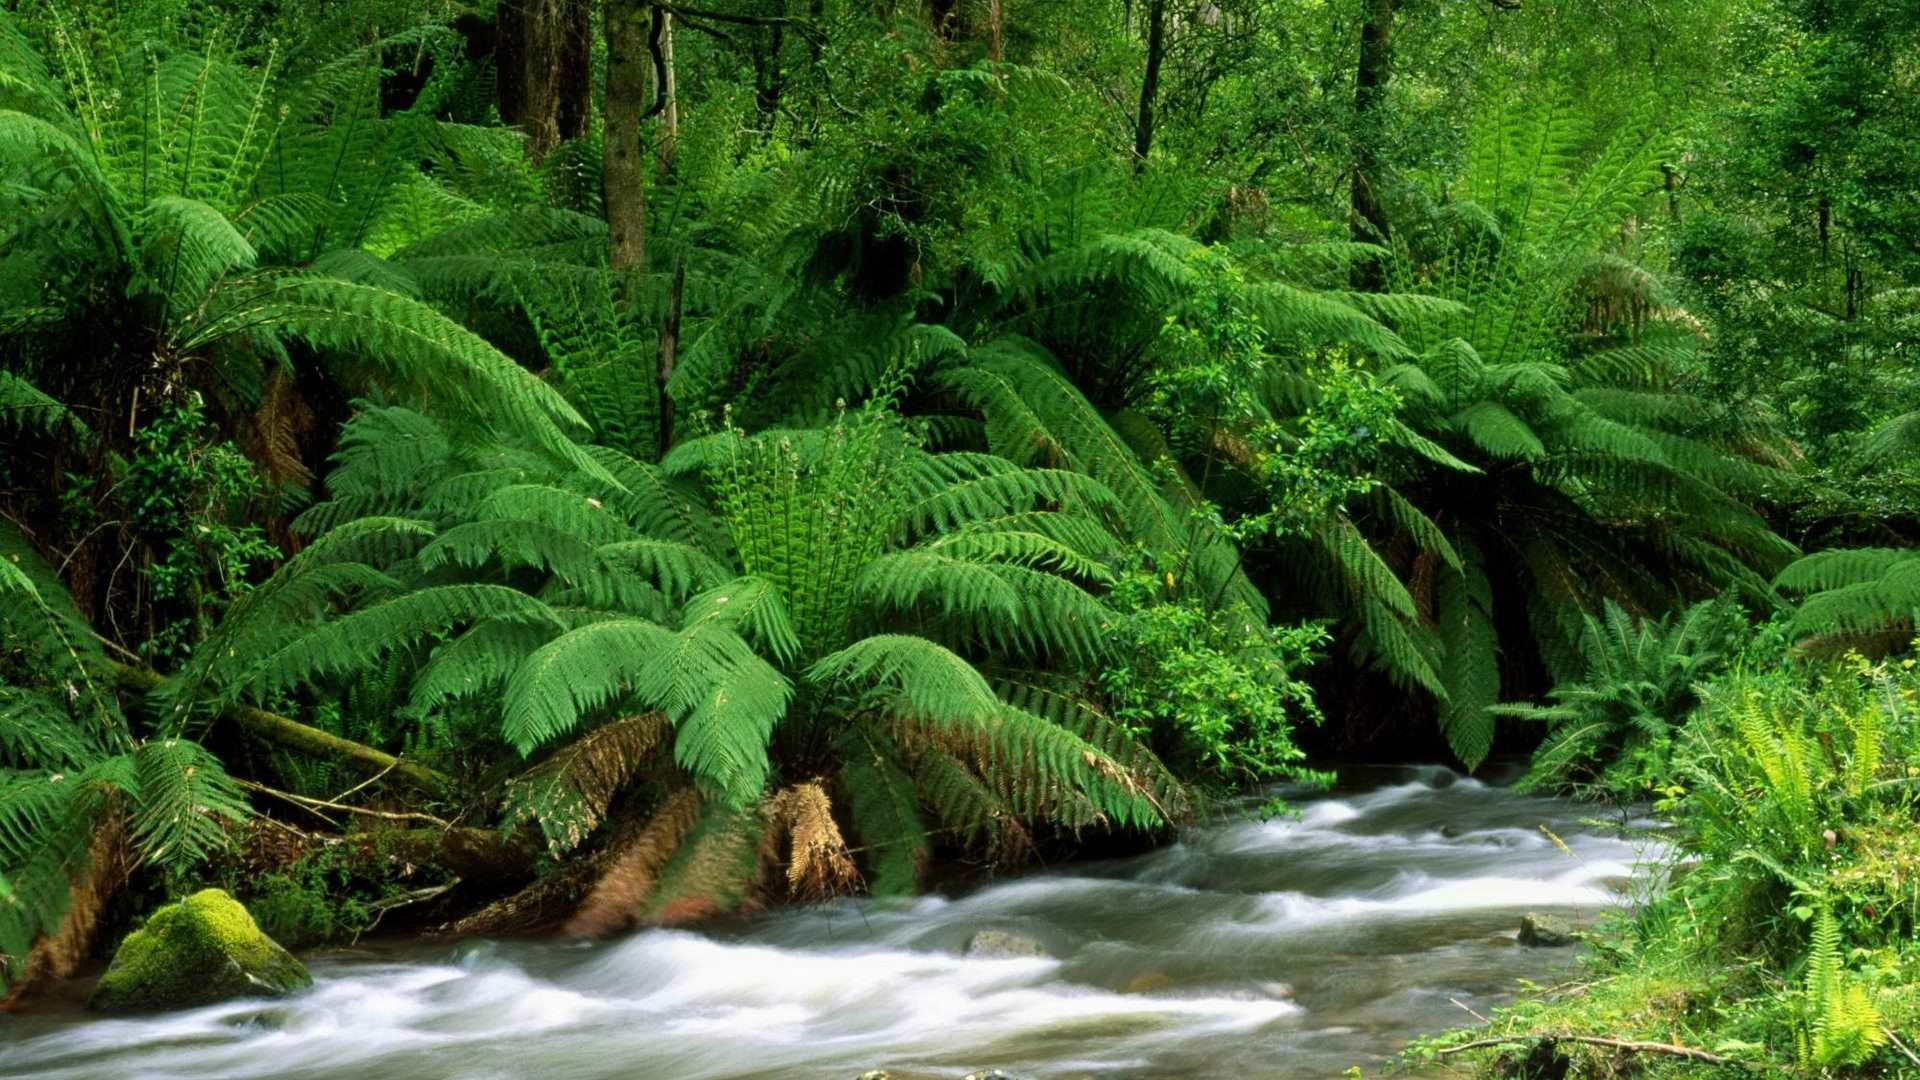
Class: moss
88,889,311,1012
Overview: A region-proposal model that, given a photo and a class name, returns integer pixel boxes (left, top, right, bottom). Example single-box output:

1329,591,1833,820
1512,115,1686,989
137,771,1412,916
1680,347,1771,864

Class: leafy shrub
1099,552,1329,788
1498,597,1744,798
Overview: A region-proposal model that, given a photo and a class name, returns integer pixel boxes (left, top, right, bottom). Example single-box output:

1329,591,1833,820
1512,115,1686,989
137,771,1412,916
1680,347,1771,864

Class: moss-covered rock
88,889,312,1012
1518,912,1576,947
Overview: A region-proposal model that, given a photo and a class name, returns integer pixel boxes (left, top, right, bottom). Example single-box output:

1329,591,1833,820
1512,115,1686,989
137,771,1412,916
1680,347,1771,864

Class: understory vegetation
2,0,1919,1071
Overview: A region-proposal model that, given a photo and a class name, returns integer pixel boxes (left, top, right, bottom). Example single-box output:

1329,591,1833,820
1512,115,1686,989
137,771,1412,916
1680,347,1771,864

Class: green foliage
1777,548,1920,652
0,0,1913,1020
1502,598,1744,797
238,840,447,950
1430,656,1920,1075
1797,905,1888,1069
123,397,279,665
1099,553,1329,788
0,523,246,993
195,397,1184,882
0,7,607,562
1356,85,1799,763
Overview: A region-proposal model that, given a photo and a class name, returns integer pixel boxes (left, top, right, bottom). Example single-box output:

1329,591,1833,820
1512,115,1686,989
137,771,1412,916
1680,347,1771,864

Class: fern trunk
1133,0,1166,171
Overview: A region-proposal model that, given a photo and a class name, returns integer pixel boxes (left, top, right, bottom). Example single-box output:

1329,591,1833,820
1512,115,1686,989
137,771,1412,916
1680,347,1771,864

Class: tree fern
199,397,1188,910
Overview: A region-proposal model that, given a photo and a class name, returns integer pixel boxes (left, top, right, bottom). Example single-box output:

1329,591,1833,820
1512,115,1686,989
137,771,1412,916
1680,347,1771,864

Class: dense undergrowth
1416,637,1920,1077
0,1,1918,1064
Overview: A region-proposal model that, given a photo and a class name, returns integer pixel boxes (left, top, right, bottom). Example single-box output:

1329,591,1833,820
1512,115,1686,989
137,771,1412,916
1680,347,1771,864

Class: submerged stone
965,930,1048,959
1122,970,1172,994
89,889,312,1012
1518,912,1576,947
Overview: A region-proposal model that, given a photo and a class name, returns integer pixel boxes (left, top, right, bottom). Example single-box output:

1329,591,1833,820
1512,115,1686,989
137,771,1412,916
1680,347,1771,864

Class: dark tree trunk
496,0,593,161
755,25,787,133
604,0,653,272
1350,0,1396,290
657,257,685,459
1134,0,1167,172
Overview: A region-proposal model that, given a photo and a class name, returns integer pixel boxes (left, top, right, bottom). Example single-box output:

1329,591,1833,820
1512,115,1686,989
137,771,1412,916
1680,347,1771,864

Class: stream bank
0,766,1659,1079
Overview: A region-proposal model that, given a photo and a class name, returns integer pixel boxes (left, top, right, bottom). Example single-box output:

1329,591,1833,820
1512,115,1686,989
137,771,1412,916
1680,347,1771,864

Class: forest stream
0,767,1659,1080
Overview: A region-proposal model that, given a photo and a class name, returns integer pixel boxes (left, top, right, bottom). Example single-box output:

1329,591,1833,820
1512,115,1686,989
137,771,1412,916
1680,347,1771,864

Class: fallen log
345,826,541,883
112,663,452,796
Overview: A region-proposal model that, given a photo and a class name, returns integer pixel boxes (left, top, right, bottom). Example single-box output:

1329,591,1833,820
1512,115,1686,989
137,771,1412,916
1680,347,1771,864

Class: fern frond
243,584,563,703
499,619,673,753
1435,545,1500,769
840,737,930,899
506,714,670,855
126,738,246,873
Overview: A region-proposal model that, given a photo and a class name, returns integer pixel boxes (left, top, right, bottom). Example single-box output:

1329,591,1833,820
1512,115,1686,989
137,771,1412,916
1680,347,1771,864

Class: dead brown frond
249,367,315,490
759,782,861,902
641,804,766,927
563,786,700,938
509,713,670,855
0,809,130,1011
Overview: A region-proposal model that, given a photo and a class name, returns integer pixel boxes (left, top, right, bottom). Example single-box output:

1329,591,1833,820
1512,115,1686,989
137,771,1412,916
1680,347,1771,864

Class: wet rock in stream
965,930,1049,959
1518,912,1576,947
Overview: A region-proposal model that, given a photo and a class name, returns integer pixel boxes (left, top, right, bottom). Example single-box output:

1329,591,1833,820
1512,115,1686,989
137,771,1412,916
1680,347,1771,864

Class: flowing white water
0,766,1662,1079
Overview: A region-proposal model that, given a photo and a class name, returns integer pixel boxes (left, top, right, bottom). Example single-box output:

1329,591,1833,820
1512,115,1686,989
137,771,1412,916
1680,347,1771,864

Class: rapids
0,766,1660,1079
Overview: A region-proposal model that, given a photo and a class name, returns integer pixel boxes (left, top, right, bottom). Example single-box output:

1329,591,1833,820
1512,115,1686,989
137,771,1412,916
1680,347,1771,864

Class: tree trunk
656,12,680,174
1133,0,1167,172
604,0,652,272
1350,0,1396,290
657,257,685,460
755,25,787,134
496,0,593,161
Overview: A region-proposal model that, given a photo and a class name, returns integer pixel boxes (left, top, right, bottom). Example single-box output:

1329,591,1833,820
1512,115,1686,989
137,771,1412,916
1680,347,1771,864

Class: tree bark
496,0,593,161
1133,0,1167,172
604,0,653,272
656,11,680,174
1350,0,1397,290
657,256,685,460
347,827,540,884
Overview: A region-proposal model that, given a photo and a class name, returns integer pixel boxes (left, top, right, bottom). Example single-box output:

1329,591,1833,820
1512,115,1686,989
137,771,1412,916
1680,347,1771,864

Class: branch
641,6,670,122
111,662,454,796
1435,1034,1757,1068
235,779,453,829
344,826,539,882
651,1,824,45
1888,1031,1920,1069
